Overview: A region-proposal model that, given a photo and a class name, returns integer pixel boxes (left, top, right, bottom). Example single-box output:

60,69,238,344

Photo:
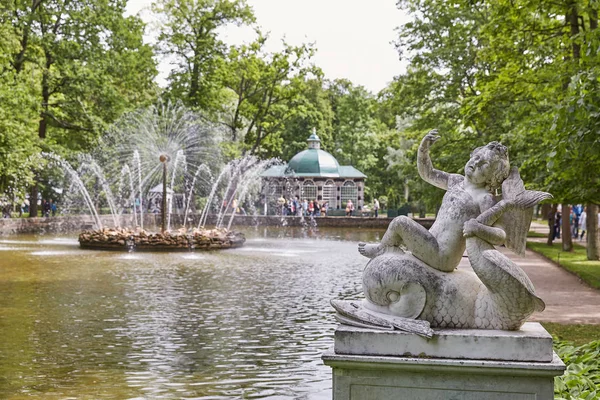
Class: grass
543,323,600,346
527,230,547,238
526,241,600,290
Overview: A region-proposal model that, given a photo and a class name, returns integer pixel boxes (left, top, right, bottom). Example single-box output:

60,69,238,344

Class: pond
0,227,383,399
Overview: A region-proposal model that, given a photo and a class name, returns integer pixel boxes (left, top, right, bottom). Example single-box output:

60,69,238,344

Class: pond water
0,227,383,399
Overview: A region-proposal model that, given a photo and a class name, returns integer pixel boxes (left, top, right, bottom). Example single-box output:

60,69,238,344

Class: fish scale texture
362,250,539,330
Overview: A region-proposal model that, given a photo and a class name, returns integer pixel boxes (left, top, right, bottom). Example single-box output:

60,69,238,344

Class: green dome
287,148,340,176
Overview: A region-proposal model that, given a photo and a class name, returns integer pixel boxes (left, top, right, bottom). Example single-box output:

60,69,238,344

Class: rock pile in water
79,227,245,251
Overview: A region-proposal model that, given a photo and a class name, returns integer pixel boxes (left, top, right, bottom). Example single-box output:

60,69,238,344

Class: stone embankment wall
0,214,434,235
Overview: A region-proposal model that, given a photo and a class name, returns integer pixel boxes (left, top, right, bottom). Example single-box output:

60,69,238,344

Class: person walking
554,209,561,239
373,198,380,218
308,200,314,216
573,204,583,238
43,200,51,218
277,195,286,216
579,208,587,241
322,201,328,216
346,200,354,217
294,196,301,216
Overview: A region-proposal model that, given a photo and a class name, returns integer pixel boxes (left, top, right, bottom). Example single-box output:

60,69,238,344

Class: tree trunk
587,19,598,250
189,61,200,106
568,1,581,60
541,203,551,221
13,0,43,73
29,184,39,218
547,204,557,246
30,58,51,218
562,203,573,251
590,8,598,30
162,161,167,234
587,203,600,260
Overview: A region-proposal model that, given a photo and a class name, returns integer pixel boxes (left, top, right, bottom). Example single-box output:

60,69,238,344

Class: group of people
277,196,328,217
0,199,58,218
229,199,247,215
550,205,600,241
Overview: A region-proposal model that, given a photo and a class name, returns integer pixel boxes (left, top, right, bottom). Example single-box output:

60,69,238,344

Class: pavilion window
341,181,358,208
266,184,284,202
301,180,317,201
322,180,336,207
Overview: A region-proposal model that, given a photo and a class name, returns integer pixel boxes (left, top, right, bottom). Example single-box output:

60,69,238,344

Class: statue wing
499,167,552,256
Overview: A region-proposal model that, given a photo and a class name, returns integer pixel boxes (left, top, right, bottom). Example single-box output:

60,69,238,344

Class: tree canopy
1,0,598,259
2,0,157,212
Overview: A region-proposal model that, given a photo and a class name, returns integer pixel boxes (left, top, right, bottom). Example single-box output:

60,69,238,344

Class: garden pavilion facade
261,131,366,214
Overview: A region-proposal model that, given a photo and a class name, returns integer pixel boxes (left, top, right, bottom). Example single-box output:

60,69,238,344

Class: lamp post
160,154,168,234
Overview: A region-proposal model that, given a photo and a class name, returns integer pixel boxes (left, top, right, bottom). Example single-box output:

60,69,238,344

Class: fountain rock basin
79,227,245,251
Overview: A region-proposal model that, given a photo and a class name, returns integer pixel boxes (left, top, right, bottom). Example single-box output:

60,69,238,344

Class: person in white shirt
579,208,587,241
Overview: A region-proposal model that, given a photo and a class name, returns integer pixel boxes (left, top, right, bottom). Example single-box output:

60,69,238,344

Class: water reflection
0,227,382,399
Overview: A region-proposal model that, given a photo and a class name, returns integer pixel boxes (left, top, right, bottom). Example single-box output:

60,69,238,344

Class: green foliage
278,77,335,162
327,79,376,166
526,241,600,289
218,36,318,157
379,0,600,218
549,69,600,203
18,0,157,149
554,339,600,399
324,79,409,205
153,0,255,110
2,0,598,225
0,18,39,195
1,0,158,206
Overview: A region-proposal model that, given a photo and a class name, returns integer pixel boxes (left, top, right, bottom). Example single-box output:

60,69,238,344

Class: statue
333,130,551,337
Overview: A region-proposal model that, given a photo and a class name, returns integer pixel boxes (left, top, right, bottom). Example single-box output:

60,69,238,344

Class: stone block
323,323,565,400
334,322,553,362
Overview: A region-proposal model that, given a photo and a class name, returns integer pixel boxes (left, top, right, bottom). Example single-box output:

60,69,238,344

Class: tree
323,79,409,206
218,37,317,157
390,0,600,258
153,0,255,110
277,77,335,162
588,204,599,260
327,80,376,166
0,14,39,202
8,0,158,216
380,0,503,214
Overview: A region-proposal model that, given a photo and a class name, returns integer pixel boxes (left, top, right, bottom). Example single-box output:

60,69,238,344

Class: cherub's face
465,149,494,186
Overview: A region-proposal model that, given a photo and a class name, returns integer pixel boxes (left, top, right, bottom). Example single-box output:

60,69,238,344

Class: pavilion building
261,131,366,214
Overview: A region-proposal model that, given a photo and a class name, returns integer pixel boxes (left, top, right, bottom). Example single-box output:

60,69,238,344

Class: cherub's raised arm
417,130,450,190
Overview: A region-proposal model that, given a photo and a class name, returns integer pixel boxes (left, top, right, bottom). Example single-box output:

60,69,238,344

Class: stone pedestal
322,322,565,400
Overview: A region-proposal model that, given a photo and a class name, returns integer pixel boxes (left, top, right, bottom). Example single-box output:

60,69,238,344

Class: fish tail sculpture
467,167,550,329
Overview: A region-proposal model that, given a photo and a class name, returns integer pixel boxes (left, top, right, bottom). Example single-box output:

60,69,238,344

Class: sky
125,0,409,93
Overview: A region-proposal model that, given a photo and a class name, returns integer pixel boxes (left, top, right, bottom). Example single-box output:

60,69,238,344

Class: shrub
554,339,600,399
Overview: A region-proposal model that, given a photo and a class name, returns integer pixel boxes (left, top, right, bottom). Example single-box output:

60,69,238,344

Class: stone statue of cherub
333,129,550,335
359,129,510,273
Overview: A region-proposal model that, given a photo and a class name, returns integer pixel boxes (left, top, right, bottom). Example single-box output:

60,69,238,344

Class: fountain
47,101,276,251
